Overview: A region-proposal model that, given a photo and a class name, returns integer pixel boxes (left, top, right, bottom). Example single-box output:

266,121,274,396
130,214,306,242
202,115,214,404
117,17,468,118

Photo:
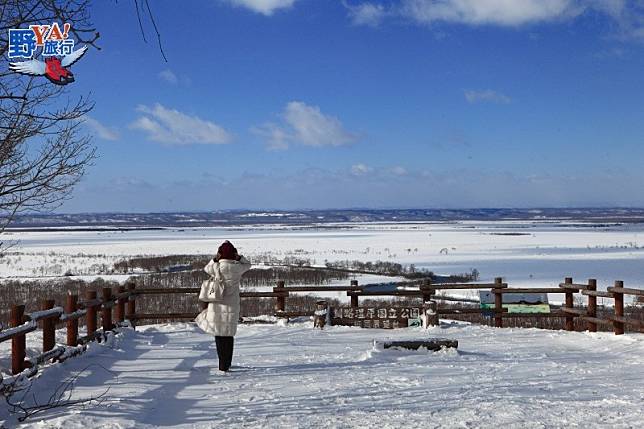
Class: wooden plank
240,292,289,298
347,291,423,296
560,307,587,316
134,288,287,298
25,306,64,322
135,288,200,294
559,283,588,291
607,287,644,297
280,286,362,292
28,346,65,366
0,321,37,343
493,288,577,294
275,311,313,317
421,283,507,290
578,315,613,326
581,290,614,298
131,313,200,320
438,307,506,314
607,316,644,328
500,311,568,318
80,298,103,309
114,291,131,300
77,331,103,345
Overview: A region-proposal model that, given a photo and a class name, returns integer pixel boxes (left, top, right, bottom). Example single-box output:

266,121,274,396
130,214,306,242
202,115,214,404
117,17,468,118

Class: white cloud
83,116,119,141
346,2,388,27
130,103,232,145
400,0,582,26
227,0,297,16
464,89,511,104
285,101,357,147
351,163,372,175
158,69,178,84
390,165,408,176
346,0,644,40
252,122,290,151
256,101,358,149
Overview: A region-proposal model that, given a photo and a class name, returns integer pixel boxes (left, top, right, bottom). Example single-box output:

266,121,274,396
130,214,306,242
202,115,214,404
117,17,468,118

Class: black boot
215,336,234,371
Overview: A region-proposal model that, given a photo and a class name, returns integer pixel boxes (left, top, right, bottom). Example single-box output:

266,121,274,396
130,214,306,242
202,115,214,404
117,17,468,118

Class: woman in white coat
196,240,251,371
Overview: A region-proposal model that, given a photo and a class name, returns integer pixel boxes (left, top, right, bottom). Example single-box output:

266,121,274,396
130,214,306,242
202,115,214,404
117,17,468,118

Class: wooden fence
1,277,642,380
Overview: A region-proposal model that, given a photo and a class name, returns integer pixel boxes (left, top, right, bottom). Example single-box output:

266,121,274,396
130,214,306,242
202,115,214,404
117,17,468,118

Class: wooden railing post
314,300,328,329
613,280,624,335
564,277,574,331
116,286,125,323
586,279,597,332
11,304,26,375
102,287,113,332
350,280,359,308
85,290,97,337
66,293,79,346
422,278,438,327
41,299,56,353
126,282,136,329
275,280,286,313
494,277,503,328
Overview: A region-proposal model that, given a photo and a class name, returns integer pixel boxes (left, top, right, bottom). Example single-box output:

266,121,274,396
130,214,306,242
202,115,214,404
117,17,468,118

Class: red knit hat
218,240,237,260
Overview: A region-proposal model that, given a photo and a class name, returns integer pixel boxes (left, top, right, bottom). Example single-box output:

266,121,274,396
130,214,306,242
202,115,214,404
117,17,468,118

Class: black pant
215,336,234,371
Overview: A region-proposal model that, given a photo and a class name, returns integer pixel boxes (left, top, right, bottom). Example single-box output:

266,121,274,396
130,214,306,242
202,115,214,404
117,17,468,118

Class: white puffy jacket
195,256,251,337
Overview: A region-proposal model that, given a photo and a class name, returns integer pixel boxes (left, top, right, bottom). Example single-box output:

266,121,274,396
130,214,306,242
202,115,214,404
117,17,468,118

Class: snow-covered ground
3,221,644,293
1,320,643,428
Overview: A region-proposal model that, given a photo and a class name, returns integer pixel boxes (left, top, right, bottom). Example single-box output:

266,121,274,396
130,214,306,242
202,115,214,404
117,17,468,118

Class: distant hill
4,208,644,229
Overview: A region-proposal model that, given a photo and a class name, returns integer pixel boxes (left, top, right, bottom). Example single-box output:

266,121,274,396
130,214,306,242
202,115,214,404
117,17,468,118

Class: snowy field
1,320,643,428
2,221,644,295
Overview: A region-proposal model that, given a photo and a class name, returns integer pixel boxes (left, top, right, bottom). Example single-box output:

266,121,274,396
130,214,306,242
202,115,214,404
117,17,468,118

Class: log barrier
1,276,642,383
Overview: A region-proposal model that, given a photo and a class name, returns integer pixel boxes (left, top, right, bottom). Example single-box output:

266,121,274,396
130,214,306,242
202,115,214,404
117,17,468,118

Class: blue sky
57,0,644,212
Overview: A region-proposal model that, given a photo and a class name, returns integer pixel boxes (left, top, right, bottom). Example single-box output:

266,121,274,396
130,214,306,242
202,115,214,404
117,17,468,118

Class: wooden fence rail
0,284,136,376
1,276,642,382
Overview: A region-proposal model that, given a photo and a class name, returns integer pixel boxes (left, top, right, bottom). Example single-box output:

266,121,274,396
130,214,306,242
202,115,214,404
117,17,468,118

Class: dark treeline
0,278,119,328
112,254,480,283
324,260,479,282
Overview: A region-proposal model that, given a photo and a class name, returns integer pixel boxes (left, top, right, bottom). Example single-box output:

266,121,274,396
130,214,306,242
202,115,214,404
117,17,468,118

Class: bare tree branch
0,0,97,253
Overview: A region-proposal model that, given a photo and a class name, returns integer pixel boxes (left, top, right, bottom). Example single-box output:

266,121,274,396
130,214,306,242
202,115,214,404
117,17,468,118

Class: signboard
479,291,550,314
332,306,423,329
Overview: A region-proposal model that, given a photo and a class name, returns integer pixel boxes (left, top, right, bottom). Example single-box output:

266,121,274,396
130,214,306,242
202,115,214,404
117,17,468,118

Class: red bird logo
9,45,87,85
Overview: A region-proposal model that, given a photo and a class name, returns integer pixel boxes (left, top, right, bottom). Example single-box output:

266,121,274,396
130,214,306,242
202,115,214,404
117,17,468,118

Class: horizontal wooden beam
560,307,587,316
500,311,568,318
275,311,313,317
607,315,644,328
347,291,423,296
277,286,362,292
131,313,199,320
79,298,103,308
493,288,577,294
422,283,508,290
578,315,613,326
240,292,288,298
581,290,614,298
607,287,644,297
135,288,200,294
134,288,287,298
437,307,506,314
559,283,588,291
